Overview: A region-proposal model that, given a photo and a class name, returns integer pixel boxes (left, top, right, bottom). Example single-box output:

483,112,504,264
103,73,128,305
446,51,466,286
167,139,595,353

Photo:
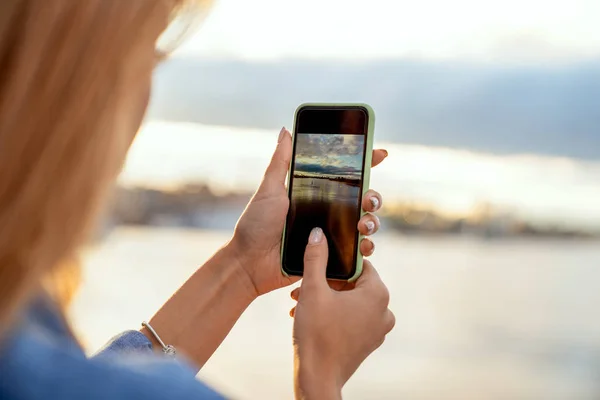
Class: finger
355,259,382,289
292,280,353,300
289,306,296,318
302,227,329,290
358,213,380,236
290,287,300,301
259,127,292,193
359,237,375,257
328,280,354,292
360,268,390,308
371,149,388,168
362,189,383,212
384,309,396,333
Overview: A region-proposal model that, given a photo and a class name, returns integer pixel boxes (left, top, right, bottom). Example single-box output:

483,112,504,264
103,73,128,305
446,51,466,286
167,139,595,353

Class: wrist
223,239,260,301
295,348,342,400
141,242,258,369
296,369,342,400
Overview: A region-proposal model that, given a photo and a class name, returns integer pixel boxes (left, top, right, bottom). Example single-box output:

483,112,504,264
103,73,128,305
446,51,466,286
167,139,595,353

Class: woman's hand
292,228,395,399
230,127,388,296
142,128,388,369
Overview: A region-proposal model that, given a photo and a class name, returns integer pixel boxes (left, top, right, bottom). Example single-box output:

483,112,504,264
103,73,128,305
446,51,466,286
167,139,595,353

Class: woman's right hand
291,227,395,400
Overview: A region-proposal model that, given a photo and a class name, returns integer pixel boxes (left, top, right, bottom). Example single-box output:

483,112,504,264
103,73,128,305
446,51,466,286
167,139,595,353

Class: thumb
302,227,329,290
259,127,292,194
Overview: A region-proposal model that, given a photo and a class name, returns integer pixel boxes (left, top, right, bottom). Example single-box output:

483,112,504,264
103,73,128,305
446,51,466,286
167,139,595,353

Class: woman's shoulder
0,298,226,400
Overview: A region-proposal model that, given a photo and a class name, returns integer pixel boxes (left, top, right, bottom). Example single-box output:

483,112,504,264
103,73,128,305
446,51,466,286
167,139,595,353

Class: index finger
355,260,390,307
371,149,388,168
355,259,382,289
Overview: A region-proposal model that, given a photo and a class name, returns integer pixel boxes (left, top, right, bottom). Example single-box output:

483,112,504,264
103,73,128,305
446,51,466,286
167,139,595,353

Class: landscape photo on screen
285,133,365,276
294,133,364,188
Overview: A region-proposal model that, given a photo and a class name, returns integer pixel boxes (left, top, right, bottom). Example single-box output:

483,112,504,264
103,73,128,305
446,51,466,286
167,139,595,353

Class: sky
136,1,600,231
295,134,364,178
123,122,600,231
174,0,600,63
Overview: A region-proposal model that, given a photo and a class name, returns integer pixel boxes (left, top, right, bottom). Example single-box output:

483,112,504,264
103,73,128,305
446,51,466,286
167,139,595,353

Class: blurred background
70,0,600,398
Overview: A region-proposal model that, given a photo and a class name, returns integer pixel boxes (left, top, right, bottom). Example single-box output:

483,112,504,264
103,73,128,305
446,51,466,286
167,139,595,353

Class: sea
68,121,600,399
286,176,361,273
70,228,600,400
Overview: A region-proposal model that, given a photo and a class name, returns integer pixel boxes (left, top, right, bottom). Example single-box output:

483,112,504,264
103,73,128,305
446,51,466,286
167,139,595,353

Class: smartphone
281,103,375,281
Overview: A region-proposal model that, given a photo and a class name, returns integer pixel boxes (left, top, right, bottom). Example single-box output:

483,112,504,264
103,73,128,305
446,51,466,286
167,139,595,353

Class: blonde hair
0,0,187,334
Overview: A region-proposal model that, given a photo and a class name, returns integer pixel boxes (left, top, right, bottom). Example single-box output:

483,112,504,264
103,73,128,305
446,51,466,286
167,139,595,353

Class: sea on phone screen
285,133,364,275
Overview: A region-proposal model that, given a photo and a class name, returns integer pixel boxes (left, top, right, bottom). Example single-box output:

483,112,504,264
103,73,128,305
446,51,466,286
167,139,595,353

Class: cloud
294,134,364,178
148,57,600,160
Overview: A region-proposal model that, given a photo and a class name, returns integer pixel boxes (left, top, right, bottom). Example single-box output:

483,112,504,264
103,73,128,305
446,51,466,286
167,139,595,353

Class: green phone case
280,103,375,282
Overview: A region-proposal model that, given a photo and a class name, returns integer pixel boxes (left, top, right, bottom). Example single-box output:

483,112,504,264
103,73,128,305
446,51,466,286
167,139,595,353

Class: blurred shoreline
122,121,600,234
97,184,599,240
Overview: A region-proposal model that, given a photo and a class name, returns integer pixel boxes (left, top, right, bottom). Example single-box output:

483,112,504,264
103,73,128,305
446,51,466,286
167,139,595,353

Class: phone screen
282,106,368,279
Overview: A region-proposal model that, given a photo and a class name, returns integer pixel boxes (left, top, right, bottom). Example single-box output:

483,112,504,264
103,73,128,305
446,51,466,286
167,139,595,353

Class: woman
0,1,395,399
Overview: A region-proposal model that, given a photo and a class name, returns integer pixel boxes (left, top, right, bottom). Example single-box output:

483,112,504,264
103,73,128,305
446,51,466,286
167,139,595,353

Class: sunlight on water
287,177,361,275
293,177,360,204
121,121,600,230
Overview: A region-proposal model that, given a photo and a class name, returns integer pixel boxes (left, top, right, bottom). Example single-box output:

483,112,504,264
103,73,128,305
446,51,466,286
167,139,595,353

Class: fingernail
309,227,323,244
383,149,389,157
278,127,286,143
370,196,380,210
365,220,375,234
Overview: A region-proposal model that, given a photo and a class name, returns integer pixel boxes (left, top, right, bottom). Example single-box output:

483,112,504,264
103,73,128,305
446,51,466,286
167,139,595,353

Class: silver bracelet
141,321,177,356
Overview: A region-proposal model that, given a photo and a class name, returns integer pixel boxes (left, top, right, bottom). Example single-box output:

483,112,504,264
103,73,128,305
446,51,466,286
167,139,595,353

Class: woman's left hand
230,127,388,296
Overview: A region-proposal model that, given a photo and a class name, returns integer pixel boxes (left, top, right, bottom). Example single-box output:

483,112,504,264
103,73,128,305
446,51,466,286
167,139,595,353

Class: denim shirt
0,297,226,400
